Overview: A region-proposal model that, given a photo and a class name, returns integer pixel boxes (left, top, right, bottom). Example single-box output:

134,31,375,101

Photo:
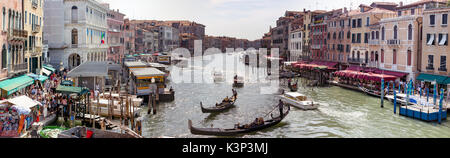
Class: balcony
30,47,42,56
32,24,41,33
311,45,322,50
369,40,380,45
348,58,364,64
8,63,28,76
386,39,401,45
8,29,28,41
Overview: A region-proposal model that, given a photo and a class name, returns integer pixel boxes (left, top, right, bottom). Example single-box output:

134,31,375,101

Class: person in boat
223,96,230,103
232,89,237,99
278,99,284,117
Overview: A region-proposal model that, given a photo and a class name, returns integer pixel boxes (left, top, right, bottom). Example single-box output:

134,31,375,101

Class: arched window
408,24,412,40
347,31,351,39
393,25,398,39
381,49,384,63
381,27,385,40
1,45,6,69
71,29,78,45
71,6,78,23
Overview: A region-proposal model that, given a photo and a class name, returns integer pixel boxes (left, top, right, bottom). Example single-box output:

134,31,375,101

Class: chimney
344,7,348,13
399,1,403,7
304,8,306,12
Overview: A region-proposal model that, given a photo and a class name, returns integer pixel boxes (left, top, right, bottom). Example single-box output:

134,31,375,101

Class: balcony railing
8,29,28,41
8,63,28,75
387,39,401,45
311,45,322,49
369,40,380,45
32,24,41,33
348,58,364,64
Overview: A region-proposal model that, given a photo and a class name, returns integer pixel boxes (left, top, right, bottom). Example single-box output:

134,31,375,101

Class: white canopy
41,68,51,76
285,92,306,98
427,34,435,45
9,96,41,115
439,34,447,46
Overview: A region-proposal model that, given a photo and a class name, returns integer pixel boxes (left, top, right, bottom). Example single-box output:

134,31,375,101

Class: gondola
200,96,237,113
189,107,290,136
232,76,244,88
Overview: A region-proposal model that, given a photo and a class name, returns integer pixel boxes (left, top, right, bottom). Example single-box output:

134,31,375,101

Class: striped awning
0,75,34,96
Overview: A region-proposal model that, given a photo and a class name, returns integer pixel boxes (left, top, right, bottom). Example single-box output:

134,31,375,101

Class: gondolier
278,99,284,117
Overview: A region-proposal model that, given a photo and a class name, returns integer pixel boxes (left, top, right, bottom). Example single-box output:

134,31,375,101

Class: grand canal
140,52,450,138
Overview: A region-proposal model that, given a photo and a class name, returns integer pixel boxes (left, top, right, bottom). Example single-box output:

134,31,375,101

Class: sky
101,0,408,41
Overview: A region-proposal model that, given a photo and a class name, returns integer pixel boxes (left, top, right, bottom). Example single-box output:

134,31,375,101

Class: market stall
0,96,41,137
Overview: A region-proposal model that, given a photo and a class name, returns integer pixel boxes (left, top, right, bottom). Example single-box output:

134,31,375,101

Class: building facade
1,0,27,79
421,4,449,87
44,0,108,69
104,4,125,64
349,5,395,67
24,0,44,74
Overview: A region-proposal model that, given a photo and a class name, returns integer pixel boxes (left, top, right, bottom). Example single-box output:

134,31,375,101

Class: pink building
0,0,25,80
103,4,125,64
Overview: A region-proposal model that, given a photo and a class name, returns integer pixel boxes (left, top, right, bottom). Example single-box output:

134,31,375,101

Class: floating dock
399,105,447,122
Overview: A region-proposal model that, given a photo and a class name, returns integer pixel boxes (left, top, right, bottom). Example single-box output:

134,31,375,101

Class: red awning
334,70,398,82
374,69,409,78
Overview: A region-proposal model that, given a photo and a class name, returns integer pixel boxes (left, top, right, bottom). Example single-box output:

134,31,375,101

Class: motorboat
280,92,319,110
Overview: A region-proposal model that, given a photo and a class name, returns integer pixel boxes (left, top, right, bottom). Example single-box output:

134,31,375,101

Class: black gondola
200,96,237,113
189,107,290,136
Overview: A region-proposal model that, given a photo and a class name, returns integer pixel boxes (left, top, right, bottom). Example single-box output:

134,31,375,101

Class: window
393,49,397,64
352,19,356,28
411,9,415,15
381,27,385,40
438,33,448,46
366,17,370,26
443,14,448,25
71,29,78,45
376,31,379,39
440,56,447,71
357,19,362,27
352,34,355,43
381,49,384,63
357,33,361,43
427,34,435,45
25,11,27,24
398,11,402,16
430,15,435,25
393,25,398,39
408,24,412,40
364,33,369,43
71,6,78,23
347,31,350,39
407,50,412,66
346,44,350,53
427,55,434,70
333,32,336,39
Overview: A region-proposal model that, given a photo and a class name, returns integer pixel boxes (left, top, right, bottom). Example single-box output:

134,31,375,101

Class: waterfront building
272,11,303,60
158,25,179,52
0,0,26,79
349,5,395,68
143,29,159,53
124,18,135,56
420,2,450,89
103,4,125,64
377,1,445,82
310,11,329,61
24,0,44,74
325,9,348,63
288,28,303,62
44,0,108,69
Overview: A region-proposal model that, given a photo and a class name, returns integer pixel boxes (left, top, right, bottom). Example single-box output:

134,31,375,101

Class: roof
131,68,166,77
148,62,169,68
56,85,87,95
125,61,148,68
9,96,41,109
285,92,306,98
0,75,34,95
371,2,399,6
396,0,447,9
67,62,110,78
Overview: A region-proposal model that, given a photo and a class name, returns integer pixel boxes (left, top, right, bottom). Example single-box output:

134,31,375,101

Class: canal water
141,53,450,138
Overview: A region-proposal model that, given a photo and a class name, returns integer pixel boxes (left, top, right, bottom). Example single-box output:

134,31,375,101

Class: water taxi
280,92,319,110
